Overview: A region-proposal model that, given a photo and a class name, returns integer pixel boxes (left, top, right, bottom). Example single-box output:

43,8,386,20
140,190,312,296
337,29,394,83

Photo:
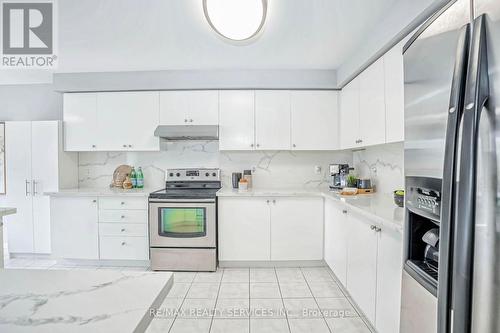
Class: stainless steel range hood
154,125,219,141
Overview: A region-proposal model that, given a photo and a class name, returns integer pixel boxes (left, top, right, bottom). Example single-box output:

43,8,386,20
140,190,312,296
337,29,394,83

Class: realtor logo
1,0,57,68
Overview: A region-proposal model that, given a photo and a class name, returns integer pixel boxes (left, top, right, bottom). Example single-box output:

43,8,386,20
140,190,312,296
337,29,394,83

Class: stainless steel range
149,168,221,272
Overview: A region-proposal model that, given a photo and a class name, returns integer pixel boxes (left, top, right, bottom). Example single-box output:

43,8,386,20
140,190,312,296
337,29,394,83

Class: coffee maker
329,164,352,189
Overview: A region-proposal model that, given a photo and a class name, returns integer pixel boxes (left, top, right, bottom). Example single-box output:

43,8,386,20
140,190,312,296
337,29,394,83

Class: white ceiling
54,0,399,72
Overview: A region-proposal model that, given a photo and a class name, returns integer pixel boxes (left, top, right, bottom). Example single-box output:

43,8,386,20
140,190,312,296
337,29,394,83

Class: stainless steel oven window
157,207,207,238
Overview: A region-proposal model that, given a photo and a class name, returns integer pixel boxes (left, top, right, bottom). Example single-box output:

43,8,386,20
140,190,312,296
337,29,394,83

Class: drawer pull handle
121,228,125,232
121,202,125,205
121,242,126,246
121,215,125,219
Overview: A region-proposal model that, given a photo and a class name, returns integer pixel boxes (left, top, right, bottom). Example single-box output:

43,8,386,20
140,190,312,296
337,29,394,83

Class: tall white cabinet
0,121,78,254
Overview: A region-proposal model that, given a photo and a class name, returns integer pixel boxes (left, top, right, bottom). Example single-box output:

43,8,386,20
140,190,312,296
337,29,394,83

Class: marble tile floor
3,258,374,333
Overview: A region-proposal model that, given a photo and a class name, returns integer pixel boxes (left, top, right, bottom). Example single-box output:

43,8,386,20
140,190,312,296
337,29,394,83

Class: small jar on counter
238,178,249,191
243,170,252,189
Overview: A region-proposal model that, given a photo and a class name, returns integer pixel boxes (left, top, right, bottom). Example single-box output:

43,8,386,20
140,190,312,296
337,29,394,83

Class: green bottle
136,167,144,189
130,167,137,188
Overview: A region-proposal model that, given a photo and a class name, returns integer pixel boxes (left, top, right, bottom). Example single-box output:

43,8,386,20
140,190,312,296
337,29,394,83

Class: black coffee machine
329,164,352,189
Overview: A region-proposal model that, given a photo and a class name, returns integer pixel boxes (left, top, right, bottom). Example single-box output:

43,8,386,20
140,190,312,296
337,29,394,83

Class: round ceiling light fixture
203,0,267,42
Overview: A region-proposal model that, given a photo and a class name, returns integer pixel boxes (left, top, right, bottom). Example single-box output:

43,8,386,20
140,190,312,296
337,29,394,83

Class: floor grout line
300,267,333,333
168,271,197,333
275,267,292,333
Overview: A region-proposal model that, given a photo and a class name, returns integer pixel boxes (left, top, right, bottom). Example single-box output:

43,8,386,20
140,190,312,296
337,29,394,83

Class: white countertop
45,188,153,197
0,207,16,218
217,188,404,232
0,269,173,333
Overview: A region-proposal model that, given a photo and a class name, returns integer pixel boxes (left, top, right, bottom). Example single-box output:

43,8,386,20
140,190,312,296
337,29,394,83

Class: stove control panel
167,168,220,182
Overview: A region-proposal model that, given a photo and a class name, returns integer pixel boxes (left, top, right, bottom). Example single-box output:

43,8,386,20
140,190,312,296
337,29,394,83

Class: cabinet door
3,122,33,253
63,93,98,151
255,90,291,150
346,212,377,323
31,121,60,254
51,197,99,259
219,91,255,150
324,199,348,286
271,197,323,261
340,78,360,149
97,92,159,151
375,227,403,333
218,197,270,261
291,91,339,150
384,44,405,143
159,91,219,125
359,58,386,146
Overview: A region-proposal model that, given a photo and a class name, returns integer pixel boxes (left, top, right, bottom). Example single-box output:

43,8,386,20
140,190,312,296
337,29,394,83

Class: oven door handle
149,198,216,204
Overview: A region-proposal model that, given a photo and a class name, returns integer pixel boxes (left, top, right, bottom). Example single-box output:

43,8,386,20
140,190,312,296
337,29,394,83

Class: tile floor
4,257,373,333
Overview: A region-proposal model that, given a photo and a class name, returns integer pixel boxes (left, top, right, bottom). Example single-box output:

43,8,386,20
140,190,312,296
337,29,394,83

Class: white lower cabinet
346,212,378,324
218,196,323,262
323,200,402,333
324,199,348,286
51,196,149,261
218,197,271,261
51,197,99,260
270,197,323,261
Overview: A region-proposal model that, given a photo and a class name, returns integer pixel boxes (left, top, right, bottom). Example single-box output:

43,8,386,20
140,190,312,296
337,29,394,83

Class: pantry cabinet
270,197,323,260
63,92,160,151
255,90,291,150
159,90,219,125
218,196,323,262
0,121,77,254
219,90,255,151
290,91,339,150
323,199,403,333
218,197,271,261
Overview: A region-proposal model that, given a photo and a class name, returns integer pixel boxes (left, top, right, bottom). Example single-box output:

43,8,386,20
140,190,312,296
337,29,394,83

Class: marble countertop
217,188,404,232
0,269,173,333
45,188,154,197
0,207,16,218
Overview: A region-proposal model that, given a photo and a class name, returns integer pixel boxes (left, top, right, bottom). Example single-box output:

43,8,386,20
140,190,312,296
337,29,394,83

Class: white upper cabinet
359,57,386,147
64,92,160,151
255,90,291,150
219,90,255,150
97,92,159,151
63,93,98,151
291,91,339,150
159,90,219,125
384,44,405,143
340,78,360,149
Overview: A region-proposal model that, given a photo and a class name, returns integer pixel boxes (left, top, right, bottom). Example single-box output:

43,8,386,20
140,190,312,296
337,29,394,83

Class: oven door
149,199,216,248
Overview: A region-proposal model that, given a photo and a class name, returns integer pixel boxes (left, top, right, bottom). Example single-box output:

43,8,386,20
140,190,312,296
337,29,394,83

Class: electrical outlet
314,166,322,174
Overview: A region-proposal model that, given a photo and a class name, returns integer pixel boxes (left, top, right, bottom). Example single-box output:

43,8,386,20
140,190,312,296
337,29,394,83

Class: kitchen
0,0,499,333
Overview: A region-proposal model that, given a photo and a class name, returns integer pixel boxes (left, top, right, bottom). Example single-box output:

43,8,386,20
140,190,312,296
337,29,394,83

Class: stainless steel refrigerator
402,0,500,332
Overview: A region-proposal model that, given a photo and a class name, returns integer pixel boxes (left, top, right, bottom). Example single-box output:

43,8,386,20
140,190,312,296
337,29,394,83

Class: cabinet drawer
99,223,148,237
98,209,147,223
99,197,147,210
99,236,149,260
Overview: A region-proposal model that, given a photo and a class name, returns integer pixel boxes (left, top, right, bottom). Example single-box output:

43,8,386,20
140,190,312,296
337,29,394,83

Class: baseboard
219,260,326,268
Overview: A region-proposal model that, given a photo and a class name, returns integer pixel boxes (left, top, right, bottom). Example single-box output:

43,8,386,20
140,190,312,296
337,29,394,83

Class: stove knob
169,172,174,177
205,172,210,177
212,172,217,177
176,173,181,177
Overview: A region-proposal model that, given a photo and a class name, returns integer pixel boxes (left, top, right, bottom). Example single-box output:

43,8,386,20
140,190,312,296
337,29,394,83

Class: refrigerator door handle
437,23,471,333
453,14,490,333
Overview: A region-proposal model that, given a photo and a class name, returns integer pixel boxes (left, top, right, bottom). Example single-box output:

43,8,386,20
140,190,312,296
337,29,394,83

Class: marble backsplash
78,141,353,190
352,142,404,195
